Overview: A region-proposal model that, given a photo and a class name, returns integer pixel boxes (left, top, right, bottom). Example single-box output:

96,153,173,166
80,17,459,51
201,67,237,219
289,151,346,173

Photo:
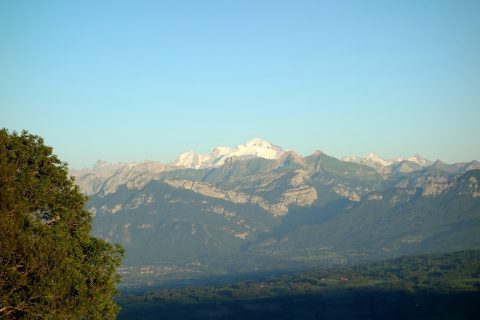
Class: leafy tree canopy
0,129,124,319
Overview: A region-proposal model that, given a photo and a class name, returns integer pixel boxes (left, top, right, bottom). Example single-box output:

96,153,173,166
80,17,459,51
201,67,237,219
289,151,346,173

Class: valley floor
117,250,480,319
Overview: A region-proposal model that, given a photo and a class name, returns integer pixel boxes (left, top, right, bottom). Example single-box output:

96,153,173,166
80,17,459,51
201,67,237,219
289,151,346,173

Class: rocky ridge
71,139,480,216
79,139,480,275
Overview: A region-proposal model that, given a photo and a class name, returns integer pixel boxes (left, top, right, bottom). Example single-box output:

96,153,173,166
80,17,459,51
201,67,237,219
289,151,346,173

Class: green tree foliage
0,129,124,319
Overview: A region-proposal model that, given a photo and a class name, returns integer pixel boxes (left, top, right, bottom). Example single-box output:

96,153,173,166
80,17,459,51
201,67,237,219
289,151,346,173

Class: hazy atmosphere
2,2,480,319
1,0,479,168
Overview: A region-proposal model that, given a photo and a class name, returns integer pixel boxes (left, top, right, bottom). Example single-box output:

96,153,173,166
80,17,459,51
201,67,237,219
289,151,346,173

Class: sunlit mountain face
71,139,480,286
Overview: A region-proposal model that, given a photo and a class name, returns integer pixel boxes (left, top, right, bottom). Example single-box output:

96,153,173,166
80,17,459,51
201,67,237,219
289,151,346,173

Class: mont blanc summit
174,138,285,169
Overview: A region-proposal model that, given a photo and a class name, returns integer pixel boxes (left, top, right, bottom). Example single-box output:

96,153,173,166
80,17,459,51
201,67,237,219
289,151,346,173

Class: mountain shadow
240,199,351,251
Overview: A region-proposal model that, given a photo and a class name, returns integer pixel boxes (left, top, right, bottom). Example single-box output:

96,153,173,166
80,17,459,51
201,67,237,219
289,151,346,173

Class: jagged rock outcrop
164,178,317,216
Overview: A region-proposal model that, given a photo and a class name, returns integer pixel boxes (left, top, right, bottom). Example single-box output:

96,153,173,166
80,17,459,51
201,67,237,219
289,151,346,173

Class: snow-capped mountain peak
234,138,283,160
174,151,210,169
244,137,273,147
174,138,284,169
397,154,433,167
365,153,392,166
342,152,432,171
209,146,233,156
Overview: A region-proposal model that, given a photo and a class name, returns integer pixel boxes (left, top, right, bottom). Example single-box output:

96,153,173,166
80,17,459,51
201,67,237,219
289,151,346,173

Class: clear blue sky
1,0,479,168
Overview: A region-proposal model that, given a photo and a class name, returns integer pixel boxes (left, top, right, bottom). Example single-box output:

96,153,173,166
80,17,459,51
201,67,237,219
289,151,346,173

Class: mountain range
70,139,480,283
